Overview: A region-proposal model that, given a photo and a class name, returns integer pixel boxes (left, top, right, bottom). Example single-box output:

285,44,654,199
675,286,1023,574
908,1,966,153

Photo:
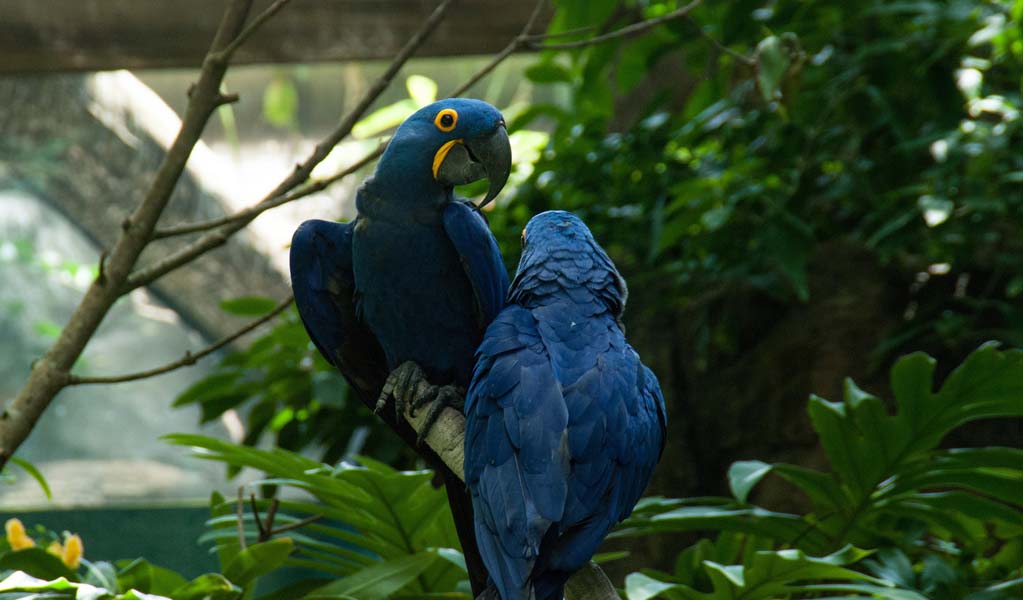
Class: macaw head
512,210,629,316
372,98,511,209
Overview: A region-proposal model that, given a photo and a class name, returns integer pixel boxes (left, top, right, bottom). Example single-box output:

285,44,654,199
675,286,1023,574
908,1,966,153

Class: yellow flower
62,534,83,569
4,518,35,550
47,540,63,557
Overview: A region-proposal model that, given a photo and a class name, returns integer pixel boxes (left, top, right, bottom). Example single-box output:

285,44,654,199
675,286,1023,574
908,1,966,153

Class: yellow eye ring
520,228,527,248
434,108,458,132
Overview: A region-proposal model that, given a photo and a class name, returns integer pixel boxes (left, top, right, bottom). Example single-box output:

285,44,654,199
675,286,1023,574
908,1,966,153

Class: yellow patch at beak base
432,139,464,179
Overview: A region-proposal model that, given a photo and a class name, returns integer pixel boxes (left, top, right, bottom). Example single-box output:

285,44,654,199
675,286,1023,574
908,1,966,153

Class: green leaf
406,75,438,107
11,457,51,500
353,99,418,139
223,538,294,588
728,460,772,503
219,296,278,317
525,61,572,84
82,559,118,591
616,503,830,553
169,573,242,600
307,552,438,600
116,558,189,596
32,319,62,340
0,548,78,581
263,76,299,129
625,572,687,600
756,35,791,102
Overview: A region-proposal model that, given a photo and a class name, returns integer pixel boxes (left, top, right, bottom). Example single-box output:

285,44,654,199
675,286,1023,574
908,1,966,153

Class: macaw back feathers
466,210,666,600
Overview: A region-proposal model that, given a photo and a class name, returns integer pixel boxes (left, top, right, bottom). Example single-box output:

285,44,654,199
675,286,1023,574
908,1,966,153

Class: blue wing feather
442,202,510,328
289,219,388,400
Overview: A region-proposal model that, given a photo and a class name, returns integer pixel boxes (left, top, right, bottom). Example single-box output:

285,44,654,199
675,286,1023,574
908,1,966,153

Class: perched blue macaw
465,211,667,600
289,98,512,594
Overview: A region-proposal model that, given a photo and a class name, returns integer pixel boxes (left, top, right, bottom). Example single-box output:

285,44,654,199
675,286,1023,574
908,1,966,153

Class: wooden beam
0,0,549,73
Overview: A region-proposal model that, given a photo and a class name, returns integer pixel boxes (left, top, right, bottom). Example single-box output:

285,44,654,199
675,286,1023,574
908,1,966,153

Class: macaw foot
410,382,465,445
374,361,427,422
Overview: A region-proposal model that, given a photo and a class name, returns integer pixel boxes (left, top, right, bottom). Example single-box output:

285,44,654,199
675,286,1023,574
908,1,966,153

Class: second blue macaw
465,211,667,600
289,98,512,594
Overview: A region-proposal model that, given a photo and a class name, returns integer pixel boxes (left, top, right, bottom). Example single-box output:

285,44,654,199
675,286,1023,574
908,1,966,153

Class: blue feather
466,211,666,600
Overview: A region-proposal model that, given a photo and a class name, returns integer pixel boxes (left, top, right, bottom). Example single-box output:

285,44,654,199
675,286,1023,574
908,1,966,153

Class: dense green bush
4,345,1022,598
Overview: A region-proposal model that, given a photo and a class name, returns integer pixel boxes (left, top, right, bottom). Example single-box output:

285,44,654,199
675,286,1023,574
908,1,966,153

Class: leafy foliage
615,344,1023,598
490,0,1023,368
172,306,401,469
165,434,471,599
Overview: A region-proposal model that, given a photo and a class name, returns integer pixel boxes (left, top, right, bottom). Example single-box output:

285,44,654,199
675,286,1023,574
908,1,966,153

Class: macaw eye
520,229,527,248
434,108,458,132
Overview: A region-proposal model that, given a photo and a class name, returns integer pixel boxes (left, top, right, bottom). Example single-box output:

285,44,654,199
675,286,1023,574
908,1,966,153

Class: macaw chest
351,218,480,384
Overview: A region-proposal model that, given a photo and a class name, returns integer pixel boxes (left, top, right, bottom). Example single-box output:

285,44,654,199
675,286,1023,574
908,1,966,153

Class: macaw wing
465,306,570,600
442,201,510,330
538,329,668,587
289,219,388,399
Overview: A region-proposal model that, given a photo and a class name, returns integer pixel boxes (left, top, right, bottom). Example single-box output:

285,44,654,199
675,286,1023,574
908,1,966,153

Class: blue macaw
465,211,667,600
289,98,512,594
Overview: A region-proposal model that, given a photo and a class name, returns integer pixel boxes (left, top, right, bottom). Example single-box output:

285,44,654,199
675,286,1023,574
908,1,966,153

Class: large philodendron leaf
624,546,928,600
0,569,242,600
165,435,466,596
725,344,1023,549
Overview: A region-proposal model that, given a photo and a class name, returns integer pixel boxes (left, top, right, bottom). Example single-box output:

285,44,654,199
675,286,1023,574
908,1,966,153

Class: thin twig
65,297,292,385
684,16,756,66
268,513,323,537
521,23,596,42
236,487,248,550
449,0,549,98
250,493,267,539
153,142,384,239
261,498,280,542
215,0,294,64
527,0,702,50
123,0,456,292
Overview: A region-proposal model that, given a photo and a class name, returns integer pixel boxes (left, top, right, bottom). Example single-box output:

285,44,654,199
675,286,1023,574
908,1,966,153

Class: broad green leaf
82,559,118,592
11,457,51,500
756,35,790,102
525,61,573,84
219,296,279,317
169,573,242,600
406,75,437,107
616,504,830,553
116,558,189,596
307,552,438,600
727,460,772,503
625,572,687,600
0,548,78,581
263,76,299,129
352,99,418,139
223,538,294,587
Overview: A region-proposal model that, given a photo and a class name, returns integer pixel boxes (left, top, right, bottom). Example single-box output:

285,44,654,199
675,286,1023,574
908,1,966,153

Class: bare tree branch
65,297,292,385
0,0,258,468
449,0,549,98
152,143,385,239
122,0,457,292
528,0,702,50
215,0,294,64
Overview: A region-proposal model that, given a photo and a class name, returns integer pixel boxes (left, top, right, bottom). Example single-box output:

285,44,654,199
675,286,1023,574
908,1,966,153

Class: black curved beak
435,124,511,209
